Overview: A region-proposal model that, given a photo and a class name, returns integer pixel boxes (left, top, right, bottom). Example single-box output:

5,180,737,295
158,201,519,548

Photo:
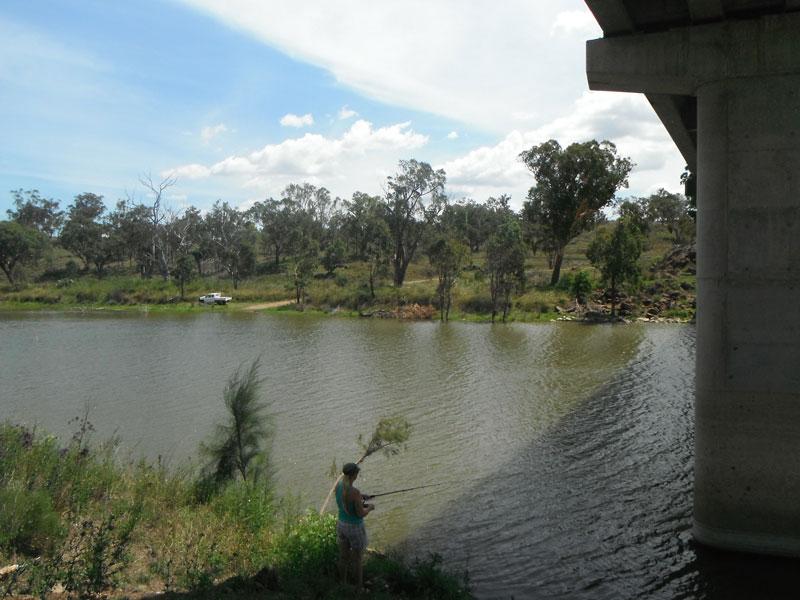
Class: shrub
270,512,337,579
0,486,62,554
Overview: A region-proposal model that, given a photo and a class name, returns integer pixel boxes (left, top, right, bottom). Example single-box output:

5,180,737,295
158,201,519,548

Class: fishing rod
362,482,444,502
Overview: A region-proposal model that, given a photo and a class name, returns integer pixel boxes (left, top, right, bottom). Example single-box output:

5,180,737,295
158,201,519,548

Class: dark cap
342,462,360,476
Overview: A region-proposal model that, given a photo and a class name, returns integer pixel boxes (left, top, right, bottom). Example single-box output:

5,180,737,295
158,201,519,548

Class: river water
1,311,797,599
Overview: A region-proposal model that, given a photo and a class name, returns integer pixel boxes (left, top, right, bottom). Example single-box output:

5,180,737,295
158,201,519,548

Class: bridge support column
694,74,800,554
586,14,800,555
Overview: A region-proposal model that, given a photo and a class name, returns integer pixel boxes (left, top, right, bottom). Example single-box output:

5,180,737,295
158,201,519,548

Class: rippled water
1,312,798,599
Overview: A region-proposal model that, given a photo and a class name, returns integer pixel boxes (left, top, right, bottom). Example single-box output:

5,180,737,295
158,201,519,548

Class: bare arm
350,487,374,517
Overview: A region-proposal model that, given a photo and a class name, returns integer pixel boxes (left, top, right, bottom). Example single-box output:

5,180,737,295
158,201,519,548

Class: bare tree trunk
550,248,565,286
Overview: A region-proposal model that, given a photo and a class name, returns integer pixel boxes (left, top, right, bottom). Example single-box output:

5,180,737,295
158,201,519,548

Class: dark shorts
337,520,368,552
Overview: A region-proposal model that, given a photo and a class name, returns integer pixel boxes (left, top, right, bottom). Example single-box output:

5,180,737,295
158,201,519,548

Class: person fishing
336,462,374,589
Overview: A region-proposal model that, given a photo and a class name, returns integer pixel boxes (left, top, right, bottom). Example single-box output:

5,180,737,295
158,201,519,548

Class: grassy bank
0,226,694,322
0,423,471,599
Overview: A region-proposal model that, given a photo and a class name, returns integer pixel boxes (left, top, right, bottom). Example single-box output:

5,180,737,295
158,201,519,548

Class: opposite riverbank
0,228,696,323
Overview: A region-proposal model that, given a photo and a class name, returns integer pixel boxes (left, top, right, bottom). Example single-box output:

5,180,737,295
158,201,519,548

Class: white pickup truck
198,292,232,305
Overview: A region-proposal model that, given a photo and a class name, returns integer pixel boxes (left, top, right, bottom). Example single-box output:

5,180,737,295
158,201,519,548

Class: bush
457,291,494,314
571,270,593,304
0,486,62,554
271,512,337,579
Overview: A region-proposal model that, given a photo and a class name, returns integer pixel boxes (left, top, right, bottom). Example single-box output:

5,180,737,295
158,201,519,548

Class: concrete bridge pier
694,73,800,555
586,12,800,555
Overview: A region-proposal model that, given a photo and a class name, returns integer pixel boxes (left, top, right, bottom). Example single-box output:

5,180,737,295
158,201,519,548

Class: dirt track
242,299,295,311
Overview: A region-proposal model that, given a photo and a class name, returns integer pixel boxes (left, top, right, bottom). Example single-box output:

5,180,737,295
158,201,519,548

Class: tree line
0,139,695,320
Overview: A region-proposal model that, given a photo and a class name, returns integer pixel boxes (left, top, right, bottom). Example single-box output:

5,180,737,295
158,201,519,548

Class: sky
0,0,686,215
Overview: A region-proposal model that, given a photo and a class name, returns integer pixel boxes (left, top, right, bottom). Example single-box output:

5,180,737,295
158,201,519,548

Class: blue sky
0,0,684,216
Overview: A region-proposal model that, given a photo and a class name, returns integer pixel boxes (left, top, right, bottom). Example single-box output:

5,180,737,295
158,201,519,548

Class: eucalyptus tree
139,173,178,280
520,139,632,285
108,199,152,273
60,193,107,271
7,189,63,239
0,221,44,285
206,201,256,289
251,198,293,267
427,235,469,321
384,159,447,287
644,188,695,244
342,191,384,259
486,218,527,322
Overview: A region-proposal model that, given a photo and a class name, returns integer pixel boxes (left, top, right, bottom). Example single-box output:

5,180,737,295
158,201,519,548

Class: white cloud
170,2,681,206
338,105,358,120
200,123,228,143
439,92,685,205
446,131,459,140
280,113,314,128
179,0,601,134
551,10,601,38
167,119,428,195
168,163,211,179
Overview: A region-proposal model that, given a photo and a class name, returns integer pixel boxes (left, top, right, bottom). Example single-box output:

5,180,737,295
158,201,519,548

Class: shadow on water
402,326,800,600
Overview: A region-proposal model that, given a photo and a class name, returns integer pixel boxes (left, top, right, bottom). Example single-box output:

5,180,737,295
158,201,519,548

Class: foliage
200,359,272,487
486,218,527,322
427,235,469,321
367,552,472,600
358,415,412,459
174,253,195,299
8,189,64,238
587,219,644,315
320,416,412,514
292,240,320,306
643,188,695,245
520,139,633,285
384,159,447,287
0,221,45,285
271,512,338,579
322,238,346,275
570,270,593,305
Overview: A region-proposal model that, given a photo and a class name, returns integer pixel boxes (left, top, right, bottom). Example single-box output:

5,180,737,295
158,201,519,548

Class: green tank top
336,481,363,524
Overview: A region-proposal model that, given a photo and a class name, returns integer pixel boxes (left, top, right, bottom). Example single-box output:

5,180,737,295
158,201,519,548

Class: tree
0,221,44,285
292,240,319,306
586,219,644,316
108,199,152,274
60,193,107,271
384,159,447,287
7,189,63,238
363,218,392,299
486,218,527,322
644,188,695,245
174,254,195,299
341,192,384,260
320,416,411,514
322,238,346,276
616,198,651,238
206,201,257,289
427,235,469,321
201,359,271,486
139,173,178,280
520,139,633,285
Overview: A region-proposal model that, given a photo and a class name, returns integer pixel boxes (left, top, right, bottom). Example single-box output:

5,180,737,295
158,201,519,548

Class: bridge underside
585,0,800,556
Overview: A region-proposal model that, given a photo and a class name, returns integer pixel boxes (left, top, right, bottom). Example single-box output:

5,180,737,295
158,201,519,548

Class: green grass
0,422,472,599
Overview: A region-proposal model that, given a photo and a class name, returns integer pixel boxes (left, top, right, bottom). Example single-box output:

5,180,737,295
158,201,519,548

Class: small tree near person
200,359,272,489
